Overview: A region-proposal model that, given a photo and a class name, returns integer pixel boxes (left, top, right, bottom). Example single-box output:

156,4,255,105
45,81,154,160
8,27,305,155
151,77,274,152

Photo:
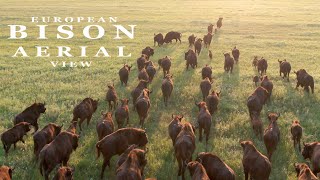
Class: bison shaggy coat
194,39,202,55
141,47,154,58
294,163,318,180
131,80,149,111
138,68,150,82
161,74,174,107
158,56,172,77
257,58,268,76
115,99,130,129
168,114,183,146
203,33,213,48
200,78,212,101
95,128,148,179
187,161,210,180
291,120,302,152
201,65,213,81
294,69,314,93
146,61,157,82
136,54,149,71
185,49,198,70
206,90,220,115
223,53,234,74
96,112,114,141
72,98,98,131
260,75,273,101
106,84,118,110
240,140,271,180
164,31,182,44
208,24,214,33
247,86,269,119
119,64,132,86
188,34,196,47
302,142,320,176
232,46,240,63
263,113,280,160
154,33,164,46
278,59,291,81
195,102,212,144
249,111,263,140
196,152,235,180
217,18,223,29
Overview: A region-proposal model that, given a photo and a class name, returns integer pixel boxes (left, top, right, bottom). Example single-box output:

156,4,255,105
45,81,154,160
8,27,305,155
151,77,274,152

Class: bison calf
119,64,132,86
252,56,258,68
72,97,99,131
217,17,223,29
115,99,130,129
106,84,118,110
195,102,212,145
96,112,114,141
291,120,302,152
187,161,209,180
161,74,174,107
253,75,259,86
263,112,280,160
206,90,220,115
200,77,212,101
146,61,157,82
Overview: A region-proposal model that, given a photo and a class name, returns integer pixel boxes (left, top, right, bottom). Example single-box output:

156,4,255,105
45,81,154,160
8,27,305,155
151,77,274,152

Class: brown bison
263,112,280,160
231,46,240,63
72,97,99,131
196,152,235,180
260,75,273,101
0,165,13,180
247,86,269,119
1,122,31,155
188,34,196,47
257,57,268,76
302,142,320,176
119,64,132,86
66,121,77,134
53,166,75,180
201,65,213,81
115,98,130,129
200,77,212,101
116,148,148,180
208,50,212,60
146,61,157,82
203,33,213,48
185,49,198,70
252,56,258,68
187,161,210,180
158,56,172,77
95,128,148,179
195,102,212,145
168,114,183,146
14,102,46,133
174,122,196,180
164,31,182,43
136,54,149,71
217,17,223,29
106,84,118,110
131,80,149,111
208,24,214,33
294,69,314,93
240,140,271,180
206,90,220,115
96,112,114,141
33,123,63,160
223,53,234,74
154,33,164,46
161,74,174,107
116,144,139,169
135,89,151,127
278,59,291,81
39,131,79,180
253,75,259,86
194,39,202,55
294,163,318,180
141,47,154,58
291,120,302,152
138,68,150,82
249,111,263,140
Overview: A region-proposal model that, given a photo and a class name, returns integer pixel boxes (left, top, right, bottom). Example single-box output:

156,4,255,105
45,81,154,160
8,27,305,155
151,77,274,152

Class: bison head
91,99,99,112
240,140,255,151
195,101,207,111
187,161,201,177
302,142,318,160
138,130,148,147
22,122,31,133
121,99,129,106
267,112,280,122
172,114,183,122
101,111,112,120
33,102,46,114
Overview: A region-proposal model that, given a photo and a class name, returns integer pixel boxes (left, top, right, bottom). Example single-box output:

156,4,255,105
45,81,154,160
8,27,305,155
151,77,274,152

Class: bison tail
96,142,101,159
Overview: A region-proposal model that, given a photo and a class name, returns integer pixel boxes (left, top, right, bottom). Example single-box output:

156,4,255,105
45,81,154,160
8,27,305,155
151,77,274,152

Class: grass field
1,0,320,179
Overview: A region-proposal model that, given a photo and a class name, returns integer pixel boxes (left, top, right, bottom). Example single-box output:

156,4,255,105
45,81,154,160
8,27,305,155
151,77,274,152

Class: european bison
294,69,314,93
231,46,240,63
257,57,268,76
53,166,74,180
14,102,46,133
116,144,139,169
302,142,320,176
263,112,280,160
203,33,213,48
294,163,318,180
252,56,258,68
164,31,182,44
146,61,157,82
247,86,269,119
200,77,212,101
106,84,118,111
240,140,271,180
253,75,259,86
208,24,214,33
185,49,198,70
260,75,273,101
291,120,302,152
131,80,149,111
141,47,154,58
223,53,234,74
161,74,174,107
39,131,79,180
278,59,291,81
154,33,164,46
119,64,132,86
196,152,235,180
115,99,130,129
1,122,31,155
136,54,149,71
187,161,209,180
72,97,99,131
168,114,183,146
188,34,196,47
202,65,213,81
195,101,212,145
95,128,148,179
33,123,63,160
249,111,263,140
194,39,202,55
138,68,150,82
96,112,114,141
217,17,223,29
206,90,220,115
0,165,13,180
174,122,196,180
135,89,151,127
208,50,213,60
158,56,172,77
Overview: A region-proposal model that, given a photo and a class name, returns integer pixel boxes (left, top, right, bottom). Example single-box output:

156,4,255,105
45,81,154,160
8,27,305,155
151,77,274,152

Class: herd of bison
1,17,319,180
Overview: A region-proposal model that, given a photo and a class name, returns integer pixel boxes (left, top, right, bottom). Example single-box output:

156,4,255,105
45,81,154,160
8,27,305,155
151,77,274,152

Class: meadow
1,0,320,179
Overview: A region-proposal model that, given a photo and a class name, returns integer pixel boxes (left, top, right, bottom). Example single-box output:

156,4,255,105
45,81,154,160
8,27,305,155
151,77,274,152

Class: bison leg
199,127,203,142
5,144,11,155
34,123,39,133
298,139,301,152
44,164,54,180
178,38,181,43
79,119,84,131
108,101,112,111
100,159,109,179
87,115,92,126
244,170,249,180
312,163,320,177
177,158,182,176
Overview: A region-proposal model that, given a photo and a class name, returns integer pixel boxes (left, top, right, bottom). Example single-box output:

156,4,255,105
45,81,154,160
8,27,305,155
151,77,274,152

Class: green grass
1,0,320,179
